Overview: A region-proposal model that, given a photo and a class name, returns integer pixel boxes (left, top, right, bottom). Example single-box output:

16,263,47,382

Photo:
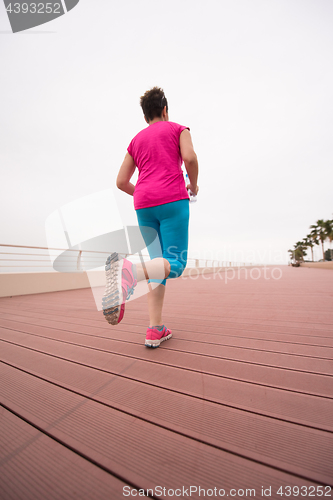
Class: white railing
0,244,254,273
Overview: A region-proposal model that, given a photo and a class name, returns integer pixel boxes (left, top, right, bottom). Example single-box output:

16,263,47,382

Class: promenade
1,265,333,499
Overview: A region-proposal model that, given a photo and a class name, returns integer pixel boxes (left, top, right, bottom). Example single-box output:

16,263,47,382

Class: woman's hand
186,183,199,196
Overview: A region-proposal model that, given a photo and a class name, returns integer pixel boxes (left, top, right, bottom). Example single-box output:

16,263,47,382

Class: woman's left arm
116,152,136,196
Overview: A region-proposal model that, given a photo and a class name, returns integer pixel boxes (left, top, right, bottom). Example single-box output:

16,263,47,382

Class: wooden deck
1,265,333,499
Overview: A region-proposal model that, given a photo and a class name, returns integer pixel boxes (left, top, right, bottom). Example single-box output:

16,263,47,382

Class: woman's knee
167,258,187,279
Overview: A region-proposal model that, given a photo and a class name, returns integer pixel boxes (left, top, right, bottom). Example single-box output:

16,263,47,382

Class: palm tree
292,241,307,262
288,248,295,263
303,235,315,262
324,219,333,260
310,220,326,260
308,228,319,261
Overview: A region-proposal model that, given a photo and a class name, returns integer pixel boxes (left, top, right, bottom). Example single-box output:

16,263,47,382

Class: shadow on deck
1,266,333,499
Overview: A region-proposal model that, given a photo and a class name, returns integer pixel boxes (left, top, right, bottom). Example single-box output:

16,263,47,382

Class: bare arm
179,129,199,195
116,152,136,196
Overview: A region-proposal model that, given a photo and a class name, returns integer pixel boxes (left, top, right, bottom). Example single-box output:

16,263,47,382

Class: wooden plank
1,314,332,376
1,325,332,397
1,308,333,354
0,407,128,499
2,287,333,333
1,363,324,496
1,342,333,484
1,266,332,497
1,334,332,431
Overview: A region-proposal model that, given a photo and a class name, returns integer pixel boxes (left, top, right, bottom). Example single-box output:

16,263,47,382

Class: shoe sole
145,333,172,348
102,252,122,325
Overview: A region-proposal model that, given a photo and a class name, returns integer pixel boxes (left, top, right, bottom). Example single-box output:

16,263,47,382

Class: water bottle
185,173,197,203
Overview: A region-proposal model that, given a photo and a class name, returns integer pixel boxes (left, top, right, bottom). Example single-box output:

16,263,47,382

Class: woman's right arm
116,153,136,196
179,129,199,195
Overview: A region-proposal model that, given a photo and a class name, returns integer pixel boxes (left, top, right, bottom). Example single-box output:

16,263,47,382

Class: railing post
77,250,82,271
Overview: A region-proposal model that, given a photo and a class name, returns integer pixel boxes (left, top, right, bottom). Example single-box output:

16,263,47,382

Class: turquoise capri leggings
136,199,189,286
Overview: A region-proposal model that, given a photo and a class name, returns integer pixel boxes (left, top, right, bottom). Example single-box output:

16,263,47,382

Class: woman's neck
149,117,164,125
148,109,169,125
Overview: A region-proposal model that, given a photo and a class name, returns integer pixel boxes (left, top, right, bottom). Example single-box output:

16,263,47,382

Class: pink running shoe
145,325,172,348
102,252,137,325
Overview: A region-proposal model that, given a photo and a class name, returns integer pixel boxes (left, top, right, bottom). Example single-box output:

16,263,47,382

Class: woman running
103,87,199,347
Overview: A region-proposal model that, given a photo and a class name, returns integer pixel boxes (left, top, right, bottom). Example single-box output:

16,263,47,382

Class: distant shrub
324,249,332,261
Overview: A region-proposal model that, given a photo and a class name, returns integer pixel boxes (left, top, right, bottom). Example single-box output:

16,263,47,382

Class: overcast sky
1,0,332,265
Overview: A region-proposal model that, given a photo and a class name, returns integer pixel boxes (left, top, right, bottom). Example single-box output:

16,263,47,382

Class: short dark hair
140,87,168,122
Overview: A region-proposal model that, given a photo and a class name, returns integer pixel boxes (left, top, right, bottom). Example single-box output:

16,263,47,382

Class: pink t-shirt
127,121,190,210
